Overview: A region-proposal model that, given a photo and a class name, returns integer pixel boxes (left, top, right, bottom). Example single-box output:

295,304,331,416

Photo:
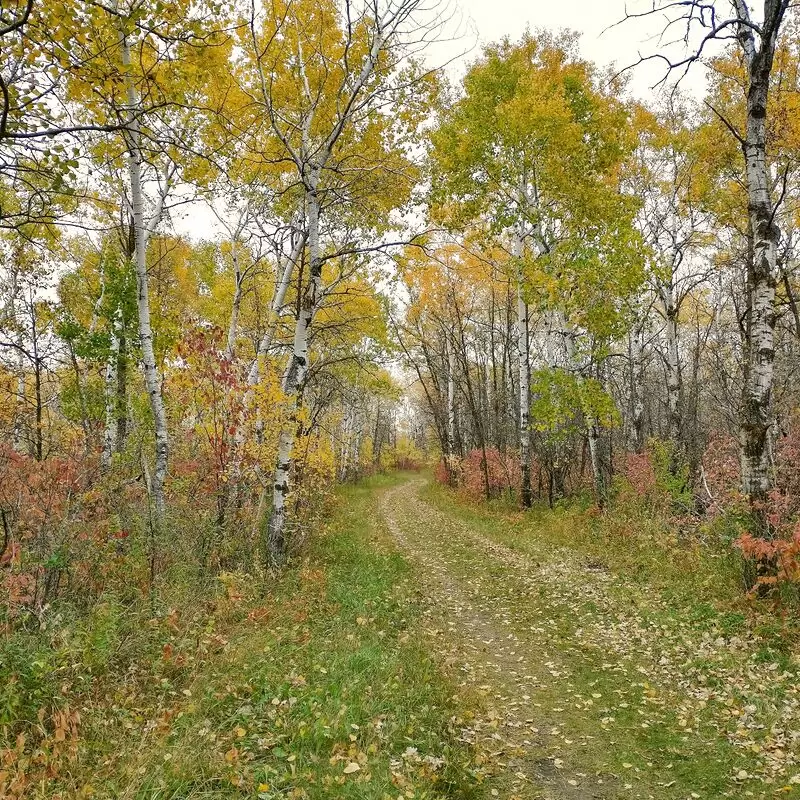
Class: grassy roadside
7,473,485,799
419,480,800,799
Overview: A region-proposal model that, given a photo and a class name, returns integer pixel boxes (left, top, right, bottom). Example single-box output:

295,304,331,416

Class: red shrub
735,523,800,594
461,448,521,501
0,447,122,615
622,451,656,499
703,419,800,532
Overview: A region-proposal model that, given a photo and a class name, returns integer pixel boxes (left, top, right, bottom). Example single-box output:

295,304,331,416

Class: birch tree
625,102,713,470
49,0,232,512
430,32,641,506
625,0,792,520
237,0,436,563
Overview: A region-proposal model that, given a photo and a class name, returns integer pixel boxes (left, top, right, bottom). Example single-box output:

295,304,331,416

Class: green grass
14,471,800,798
28,473,484,799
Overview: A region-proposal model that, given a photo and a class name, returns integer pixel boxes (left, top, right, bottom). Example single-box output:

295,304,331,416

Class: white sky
433,0,708,97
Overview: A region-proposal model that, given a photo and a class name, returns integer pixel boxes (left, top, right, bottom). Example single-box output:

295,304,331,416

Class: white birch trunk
267,174,321,565
262,13,394,564
515,231,532,507
226,239,242,360
14,351,24,453
587,417,604,501
224,228,304,509
559,311,606,505
120,29,169,514
447,334,456,457
101,311,121,469
350,410,364,479
484,356,493,446
661,279,682,453
627,323,645,453
247,231,305,387
339,407,353,481
735,3,785,507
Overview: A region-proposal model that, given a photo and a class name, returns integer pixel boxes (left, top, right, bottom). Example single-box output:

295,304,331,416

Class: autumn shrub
0,631,62,727
613,430,800,598
435,448,523,502
459,447,522,501
735,524,800,599
0,446,138,618
616,439,693,516
701,421,800,596
730,488,800,598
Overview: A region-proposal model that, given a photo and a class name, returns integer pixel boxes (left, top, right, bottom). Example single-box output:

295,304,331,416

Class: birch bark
733,0,788,507
514,230,533,507
119,27,170,513
627,322,645,453
267,172,321,565
661,279,682,454
446,334,456,459
101,311,121,468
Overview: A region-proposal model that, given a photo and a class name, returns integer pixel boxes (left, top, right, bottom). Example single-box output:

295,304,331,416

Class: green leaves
530,367,618,442
429,31,644,341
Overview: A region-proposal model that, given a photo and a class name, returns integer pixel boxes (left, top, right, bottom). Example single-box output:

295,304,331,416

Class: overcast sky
432,0,708,98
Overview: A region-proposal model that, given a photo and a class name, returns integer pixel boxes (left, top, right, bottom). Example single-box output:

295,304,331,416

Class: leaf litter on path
378,478,800,800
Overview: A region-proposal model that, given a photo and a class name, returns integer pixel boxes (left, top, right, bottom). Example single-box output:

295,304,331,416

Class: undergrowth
1,473,483,799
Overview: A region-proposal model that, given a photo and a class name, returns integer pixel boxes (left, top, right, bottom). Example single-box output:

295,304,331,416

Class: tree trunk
68,341,92,455
559,311,607,507
587,419,605,507
247,231,305,386
102,309,121,469
737,6,785,513
515,234,532,507
226,239,242,359
662,279,682,467
33,356,42,462
116,325,128,450
627,323,645,452
446,333,456,483
120,30,168,514
339,405,353,481
267,173,321,565
373,401,384,468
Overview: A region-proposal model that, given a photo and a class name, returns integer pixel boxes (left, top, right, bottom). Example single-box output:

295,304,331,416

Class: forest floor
380,475,800,800
40,472,800,799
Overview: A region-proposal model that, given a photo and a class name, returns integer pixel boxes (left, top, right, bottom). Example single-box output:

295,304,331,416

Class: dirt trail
377,477,800,800
378,478,613,800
